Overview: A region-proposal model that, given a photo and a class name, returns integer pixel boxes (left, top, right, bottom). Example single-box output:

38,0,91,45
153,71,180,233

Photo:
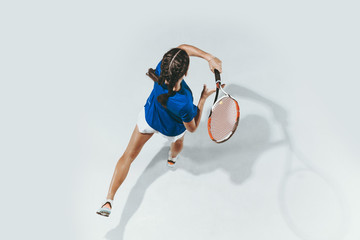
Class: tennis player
97,44,222,217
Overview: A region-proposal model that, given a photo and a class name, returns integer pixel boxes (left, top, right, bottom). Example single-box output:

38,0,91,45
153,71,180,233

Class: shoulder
179,80,193,99
181,80,191,91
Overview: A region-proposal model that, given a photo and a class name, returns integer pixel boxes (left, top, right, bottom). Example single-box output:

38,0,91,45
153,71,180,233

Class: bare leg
170,135,184,159
104,125,153,207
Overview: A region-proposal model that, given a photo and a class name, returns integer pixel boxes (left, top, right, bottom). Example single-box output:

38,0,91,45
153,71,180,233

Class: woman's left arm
177,44,222,73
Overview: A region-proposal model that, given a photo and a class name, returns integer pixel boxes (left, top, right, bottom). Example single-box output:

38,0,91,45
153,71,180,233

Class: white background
0,0,359,240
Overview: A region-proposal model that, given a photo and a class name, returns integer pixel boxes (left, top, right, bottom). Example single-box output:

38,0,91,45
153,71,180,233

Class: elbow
183,119,197,133
186,126,197,133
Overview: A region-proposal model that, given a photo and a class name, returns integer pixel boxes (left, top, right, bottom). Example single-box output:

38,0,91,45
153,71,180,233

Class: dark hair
146,48,189,108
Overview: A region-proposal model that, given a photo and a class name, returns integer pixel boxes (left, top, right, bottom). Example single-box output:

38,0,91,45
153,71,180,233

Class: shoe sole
96,210,110,217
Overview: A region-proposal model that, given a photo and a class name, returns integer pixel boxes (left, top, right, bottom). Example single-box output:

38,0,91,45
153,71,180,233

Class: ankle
103,202,112,209
168,150,179,160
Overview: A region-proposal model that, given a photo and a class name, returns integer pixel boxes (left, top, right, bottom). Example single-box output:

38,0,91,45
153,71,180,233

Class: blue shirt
144,60,198,136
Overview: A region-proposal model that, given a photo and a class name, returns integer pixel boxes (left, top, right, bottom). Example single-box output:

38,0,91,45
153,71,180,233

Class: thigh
124,125,154,161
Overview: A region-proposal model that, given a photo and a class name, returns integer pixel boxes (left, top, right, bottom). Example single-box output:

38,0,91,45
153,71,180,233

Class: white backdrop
1,0,359,240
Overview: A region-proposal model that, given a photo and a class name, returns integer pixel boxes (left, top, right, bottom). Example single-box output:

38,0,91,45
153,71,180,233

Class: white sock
168,151,178,162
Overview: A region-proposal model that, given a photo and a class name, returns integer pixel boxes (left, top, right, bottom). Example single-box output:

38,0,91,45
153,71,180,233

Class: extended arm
177,44,222,73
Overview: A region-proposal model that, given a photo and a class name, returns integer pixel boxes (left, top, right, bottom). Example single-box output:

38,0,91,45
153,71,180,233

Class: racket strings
209,96,239,142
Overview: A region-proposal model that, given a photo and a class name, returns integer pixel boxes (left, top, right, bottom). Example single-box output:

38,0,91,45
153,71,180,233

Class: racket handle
214,69,221,82
213,69,221,105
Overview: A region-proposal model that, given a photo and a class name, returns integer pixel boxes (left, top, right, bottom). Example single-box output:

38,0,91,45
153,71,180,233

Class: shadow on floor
105,84,347,240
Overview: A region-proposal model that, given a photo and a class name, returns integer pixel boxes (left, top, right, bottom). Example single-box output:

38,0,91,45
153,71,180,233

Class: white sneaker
167,150,179,168
96,199,113,217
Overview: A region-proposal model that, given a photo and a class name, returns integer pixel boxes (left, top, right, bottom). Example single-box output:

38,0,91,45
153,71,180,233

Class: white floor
1,1,359,240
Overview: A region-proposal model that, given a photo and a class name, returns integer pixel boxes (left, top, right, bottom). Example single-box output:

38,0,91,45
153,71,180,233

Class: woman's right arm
183,84,217,133
177,44,222,73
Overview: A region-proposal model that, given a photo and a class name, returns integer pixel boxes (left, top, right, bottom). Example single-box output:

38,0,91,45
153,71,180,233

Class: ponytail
146,68,159,82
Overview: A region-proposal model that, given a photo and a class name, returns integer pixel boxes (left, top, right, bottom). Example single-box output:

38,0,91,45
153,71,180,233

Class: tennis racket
207,69,240,143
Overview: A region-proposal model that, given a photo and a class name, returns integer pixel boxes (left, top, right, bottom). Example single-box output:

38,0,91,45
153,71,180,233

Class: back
144,60,198,136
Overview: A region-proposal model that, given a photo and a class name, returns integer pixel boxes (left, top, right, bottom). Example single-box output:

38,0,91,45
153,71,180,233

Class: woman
97,44,222,217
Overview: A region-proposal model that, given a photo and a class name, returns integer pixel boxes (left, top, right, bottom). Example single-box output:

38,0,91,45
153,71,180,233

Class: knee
117,154,133,166
121,151,139,163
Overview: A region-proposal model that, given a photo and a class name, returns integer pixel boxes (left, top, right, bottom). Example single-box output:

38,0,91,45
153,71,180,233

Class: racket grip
214,69,221,82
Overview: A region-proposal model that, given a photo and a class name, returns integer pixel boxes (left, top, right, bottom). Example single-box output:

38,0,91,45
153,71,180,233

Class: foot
96,199,113,217
167,151,178,168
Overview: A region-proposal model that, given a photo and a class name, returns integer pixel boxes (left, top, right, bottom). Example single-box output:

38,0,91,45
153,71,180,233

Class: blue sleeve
155,60,162,76
179,103,198,123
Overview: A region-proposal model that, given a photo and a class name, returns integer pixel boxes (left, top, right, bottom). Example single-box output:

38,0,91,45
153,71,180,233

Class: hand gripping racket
207,69,240,143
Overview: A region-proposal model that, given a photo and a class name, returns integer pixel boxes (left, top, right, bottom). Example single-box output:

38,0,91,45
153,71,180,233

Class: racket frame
207,70,240,143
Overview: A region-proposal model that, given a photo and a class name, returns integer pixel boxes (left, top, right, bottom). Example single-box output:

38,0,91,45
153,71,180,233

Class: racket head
207,95,240,143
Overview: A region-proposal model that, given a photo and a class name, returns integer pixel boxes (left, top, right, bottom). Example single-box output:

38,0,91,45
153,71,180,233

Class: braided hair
146,48,190,108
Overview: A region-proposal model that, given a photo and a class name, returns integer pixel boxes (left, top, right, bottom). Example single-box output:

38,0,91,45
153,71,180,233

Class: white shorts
136,107,186,143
